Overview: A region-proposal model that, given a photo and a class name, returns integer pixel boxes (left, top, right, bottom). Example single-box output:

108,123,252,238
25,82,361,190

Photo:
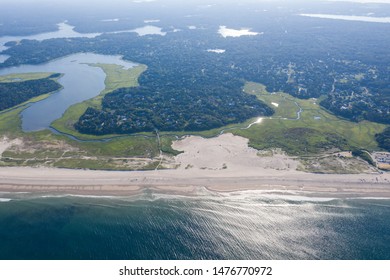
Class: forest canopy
0,76,61,111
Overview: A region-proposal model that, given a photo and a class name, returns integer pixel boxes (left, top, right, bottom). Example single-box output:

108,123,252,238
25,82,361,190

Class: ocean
0,189,389,260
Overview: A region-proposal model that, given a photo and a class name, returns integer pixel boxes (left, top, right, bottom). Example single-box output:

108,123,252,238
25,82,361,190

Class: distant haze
327,0,390,3
2,0,390,5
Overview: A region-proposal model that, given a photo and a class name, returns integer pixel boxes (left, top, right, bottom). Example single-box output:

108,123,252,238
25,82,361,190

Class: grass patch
0,108,24,136
75,136,159,158
52,158,123,170
0,72,55,83
234,82,387,155
298,156,374,174
160,136,183,156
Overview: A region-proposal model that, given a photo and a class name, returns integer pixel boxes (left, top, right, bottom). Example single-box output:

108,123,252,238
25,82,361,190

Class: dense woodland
1,1,389,138
76,85,273,134
0,75,61,111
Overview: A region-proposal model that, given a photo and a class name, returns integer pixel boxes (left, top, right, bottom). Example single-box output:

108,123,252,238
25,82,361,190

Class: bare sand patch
172,133,299,172
0,137,22,157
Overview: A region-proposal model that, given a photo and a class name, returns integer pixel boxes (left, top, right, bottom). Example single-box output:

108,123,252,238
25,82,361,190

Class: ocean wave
0,192,30,194
0,187,372,204
347,197,390,200
0,198,12,202
203,189,339,202
39,194,119,199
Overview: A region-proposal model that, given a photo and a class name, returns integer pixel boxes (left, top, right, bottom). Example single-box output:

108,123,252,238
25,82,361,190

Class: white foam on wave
347,197,390,200
38,194,119,199
0,198,12,202
220,189,338,202
136,187,340,203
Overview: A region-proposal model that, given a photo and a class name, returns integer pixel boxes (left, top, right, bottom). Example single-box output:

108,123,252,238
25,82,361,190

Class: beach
0,133,389,198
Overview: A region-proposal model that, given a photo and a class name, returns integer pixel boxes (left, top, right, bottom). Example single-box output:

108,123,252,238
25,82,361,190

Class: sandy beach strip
0,166,389,198
0,133,389,198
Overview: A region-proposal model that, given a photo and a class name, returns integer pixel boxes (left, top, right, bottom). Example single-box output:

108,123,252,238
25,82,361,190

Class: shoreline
0,166,389,198
1,133,389,199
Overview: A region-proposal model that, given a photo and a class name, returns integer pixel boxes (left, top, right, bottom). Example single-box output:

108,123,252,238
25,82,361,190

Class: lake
0,53,136,131
0,22,101,52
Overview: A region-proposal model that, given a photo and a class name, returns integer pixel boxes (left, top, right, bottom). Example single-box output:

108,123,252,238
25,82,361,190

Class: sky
329,0,390,2
331,0,390,2
2,0,390,3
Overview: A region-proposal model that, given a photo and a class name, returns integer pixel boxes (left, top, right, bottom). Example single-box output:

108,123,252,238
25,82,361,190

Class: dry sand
0,133,389,198
0,137,21,156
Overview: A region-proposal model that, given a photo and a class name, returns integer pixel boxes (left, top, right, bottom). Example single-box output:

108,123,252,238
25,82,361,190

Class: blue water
0,190,389,260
